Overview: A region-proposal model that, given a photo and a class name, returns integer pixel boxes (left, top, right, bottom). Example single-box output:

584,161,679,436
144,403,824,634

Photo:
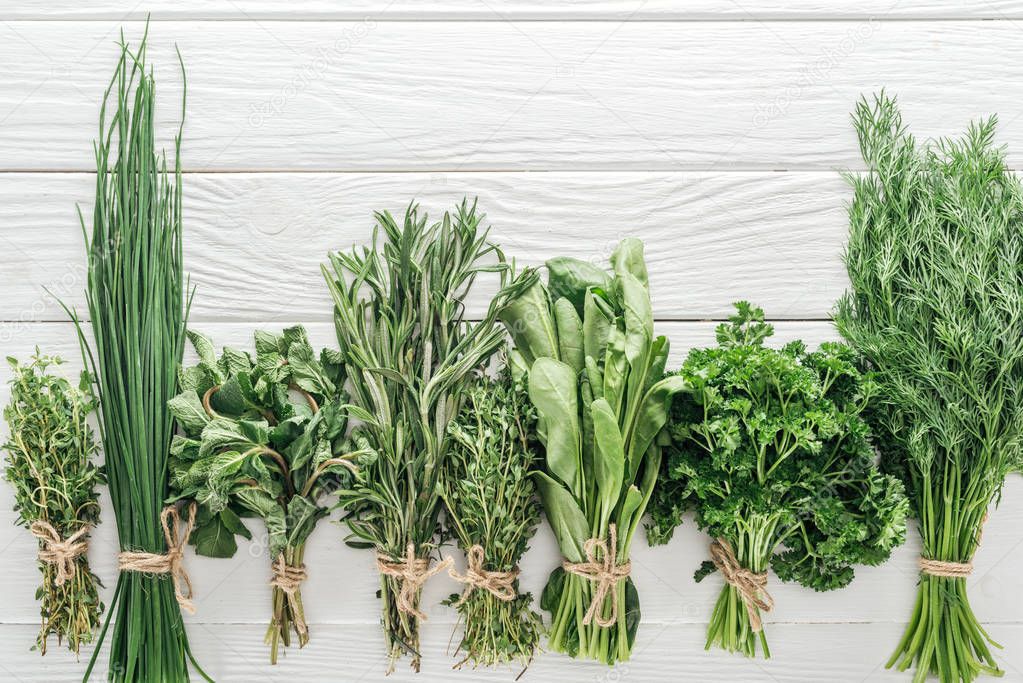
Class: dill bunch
3,353,104,656
441,365,543,670
836,93,1023,683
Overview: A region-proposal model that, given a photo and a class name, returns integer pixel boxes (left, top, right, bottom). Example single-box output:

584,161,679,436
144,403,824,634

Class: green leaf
236,488,287,557
591,398,625,518
285,496,325,547
611,238,649,287
220,347,252,378
288,335,336,395
528,358,581,491
187,329,218,369
603,326,628,416
210,376,248,416
627,374,688,477
533,471,588,563
547,257,610,316
191,514,240,558
238,419,270,446
582,292,611,365
168,390,210,435
499,279,559,364
624,578,641,648
220,506,252,540
554,297,585,373
254,329,284,356
619,271,653,368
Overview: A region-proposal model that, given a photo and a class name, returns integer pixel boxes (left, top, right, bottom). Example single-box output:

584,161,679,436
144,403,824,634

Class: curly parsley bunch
648,302,907,658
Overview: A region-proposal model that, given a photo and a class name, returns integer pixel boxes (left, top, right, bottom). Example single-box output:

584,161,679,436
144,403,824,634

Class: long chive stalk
66,30,208,682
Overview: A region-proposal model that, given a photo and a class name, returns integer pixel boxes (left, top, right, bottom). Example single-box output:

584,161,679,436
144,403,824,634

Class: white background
1,2,1022,681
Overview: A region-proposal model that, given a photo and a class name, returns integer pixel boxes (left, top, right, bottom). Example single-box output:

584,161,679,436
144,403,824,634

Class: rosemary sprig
324,200,535,672
3,353,104,656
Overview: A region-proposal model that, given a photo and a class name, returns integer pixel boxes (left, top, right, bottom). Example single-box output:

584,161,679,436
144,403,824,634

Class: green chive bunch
68,29,209,682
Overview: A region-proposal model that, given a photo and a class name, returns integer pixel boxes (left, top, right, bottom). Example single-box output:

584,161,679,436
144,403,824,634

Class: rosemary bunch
441,365,543,670
3,353,104,656
167,327,372,663
68,30,208,682
324,200,534,672
836,93,1023,683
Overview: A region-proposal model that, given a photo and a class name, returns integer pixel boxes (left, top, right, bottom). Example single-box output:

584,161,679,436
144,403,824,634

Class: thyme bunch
441,365,543,670
3,353,104,656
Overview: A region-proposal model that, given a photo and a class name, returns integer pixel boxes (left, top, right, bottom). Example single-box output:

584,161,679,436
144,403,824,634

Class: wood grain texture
1,623,1022,682
0,171,849,325
4,1,1023,20
1,21,1023,171
3,7,1023,682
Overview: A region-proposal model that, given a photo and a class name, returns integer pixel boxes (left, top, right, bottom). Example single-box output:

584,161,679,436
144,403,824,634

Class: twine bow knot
117,504,197,614
375,543,452,620
449,545,519,606
30,520,90,587
709,537,773,632
561,524,632,628
270,555,309,635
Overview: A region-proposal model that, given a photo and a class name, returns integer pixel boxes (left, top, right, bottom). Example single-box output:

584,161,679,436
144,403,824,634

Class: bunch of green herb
835,93,1023,683
66,29,209,682
441,364,543,670
498,238,686,665
647,303,908,658
3,353,104,656
323,200,534,672
167,326,372,663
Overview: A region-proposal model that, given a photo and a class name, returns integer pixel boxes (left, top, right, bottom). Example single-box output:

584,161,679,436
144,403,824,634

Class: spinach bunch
837,94,1023,683
647,303,907,658
500,238,686,665
324,201,534,673
167,326,371,663
441,365,544,669
3,353,104,655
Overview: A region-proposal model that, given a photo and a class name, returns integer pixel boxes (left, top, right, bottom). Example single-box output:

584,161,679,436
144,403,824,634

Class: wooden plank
2,320,1022,632
1,622,1022,682
5,1,1023,21
1,21,1022,171
0,171,852,325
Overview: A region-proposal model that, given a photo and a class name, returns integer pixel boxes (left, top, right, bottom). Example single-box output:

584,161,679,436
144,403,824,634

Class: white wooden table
0,2,1021,681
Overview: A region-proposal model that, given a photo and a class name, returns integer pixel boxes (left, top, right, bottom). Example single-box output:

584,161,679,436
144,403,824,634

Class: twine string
117,503,197,614
376,543,452,620
270,554,309,636
561,524,632,628
449,545,519,606
29,520,90,587
709,537,774,633
919,511,989,579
